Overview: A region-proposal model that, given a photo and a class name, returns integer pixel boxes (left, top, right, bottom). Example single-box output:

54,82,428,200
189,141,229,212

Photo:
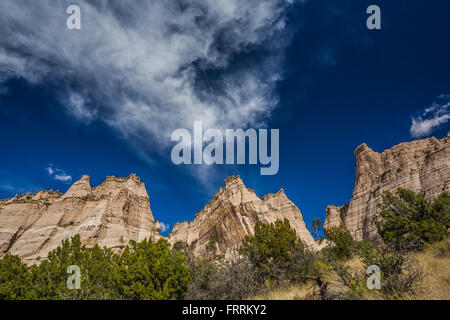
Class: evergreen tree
376,189,449,250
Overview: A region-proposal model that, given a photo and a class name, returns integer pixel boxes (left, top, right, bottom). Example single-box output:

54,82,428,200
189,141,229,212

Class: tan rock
324,135,450,241
168,176,318,258
0,174,161,264
5,135,442,264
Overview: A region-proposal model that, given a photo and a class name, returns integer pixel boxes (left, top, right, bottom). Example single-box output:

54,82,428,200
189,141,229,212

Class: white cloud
0,0,295,156
65,91,97,122
54,174,73,183
160,222,170,233
410,95,450,138
46,164,72,183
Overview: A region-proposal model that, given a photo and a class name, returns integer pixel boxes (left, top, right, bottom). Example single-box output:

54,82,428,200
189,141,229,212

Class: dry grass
253,237,450,300
251,283,314,300
406,238,450,300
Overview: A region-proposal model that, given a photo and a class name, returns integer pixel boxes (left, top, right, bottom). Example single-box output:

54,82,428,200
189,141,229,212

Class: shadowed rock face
168,176,319,258
0,174,161,265
324,135,450,241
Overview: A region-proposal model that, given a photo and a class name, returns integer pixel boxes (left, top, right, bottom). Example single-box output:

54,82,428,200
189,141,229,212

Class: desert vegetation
0,189,448,300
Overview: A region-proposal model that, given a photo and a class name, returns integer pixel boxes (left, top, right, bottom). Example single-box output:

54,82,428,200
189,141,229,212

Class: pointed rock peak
154,221,161,233
219,176,260,205
101,174,143,185
62,175,92,199
123,174,148,198
354,143,380,164
275,188,286,198
223,176,253,194
104,175,118,182
80,175,90,183
127,173,141,183
262,188,286,200
31,190,62,201
71,175,91,187
224,175,245,188
92,174,149,199
354,143,374,156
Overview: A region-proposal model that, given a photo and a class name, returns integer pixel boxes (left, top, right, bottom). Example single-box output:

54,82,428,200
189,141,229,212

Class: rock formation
324,135,450,241
168,176,319,258
0,174,161,264
3,136,446,265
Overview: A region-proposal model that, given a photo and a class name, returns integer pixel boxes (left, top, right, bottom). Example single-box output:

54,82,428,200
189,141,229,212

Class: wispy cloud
0,0,296,159
0,183,40,195
46,164,72,183
0,183,17,193
410,95,450,138
45,167,54,175
0,176,43,196
54,174,73,183
160,222,170,233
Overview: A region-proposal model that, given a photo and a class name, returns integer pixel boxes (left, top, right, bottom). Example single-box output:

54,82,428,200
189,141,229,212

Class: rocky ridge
0,174,161,264
1,135,448,264
324,135,450,241
167,176,319,257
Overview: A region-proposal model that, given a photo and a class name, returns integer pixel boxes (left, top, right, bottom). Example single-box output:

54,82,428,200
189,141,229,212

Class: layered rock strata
324,135,450,241
168,176,319,258
0,174,161,264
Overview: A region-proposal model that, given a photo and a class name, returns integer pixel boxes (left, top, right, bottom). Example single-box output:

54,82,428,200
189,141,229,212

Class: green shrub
0,236,191,300
0,254,32,300
358,243,423,298
28,235,119,299
431,192,450,229
113,238,191,300
239,219,312,287
323,225,354,260
376,189,449,250
239,219,304,270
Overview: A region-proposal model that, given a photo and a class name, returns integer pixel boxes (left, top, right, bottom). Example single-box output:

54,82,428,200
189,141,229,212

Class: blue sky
0,0,449,236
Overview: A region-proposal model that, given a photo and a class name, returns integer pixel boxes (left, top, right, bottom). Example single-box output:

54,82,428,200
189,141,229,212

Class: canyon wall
168,176,319,258
324,135,450,241
0,174,161,264
2,135,447,265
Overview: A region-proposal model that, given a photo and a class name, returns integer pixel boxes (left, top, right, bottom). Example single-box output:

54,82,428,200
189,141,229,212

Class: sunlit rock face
3,135,445,265
0,174,161,265
168,176,319,258
324,135,450,241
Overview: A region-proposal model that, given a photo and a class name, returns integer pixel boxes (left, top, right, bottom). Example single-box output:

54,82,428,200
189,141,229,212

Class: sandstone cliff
324,135,450,241
3,136,445,265
0,174,161,264
168,176,319,258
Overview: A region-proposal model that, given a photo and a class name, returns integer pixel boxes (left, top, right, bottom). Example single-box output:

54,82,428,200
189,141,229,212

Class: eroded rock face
0,174,161,264
324,135,450,241
168,176,318,258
